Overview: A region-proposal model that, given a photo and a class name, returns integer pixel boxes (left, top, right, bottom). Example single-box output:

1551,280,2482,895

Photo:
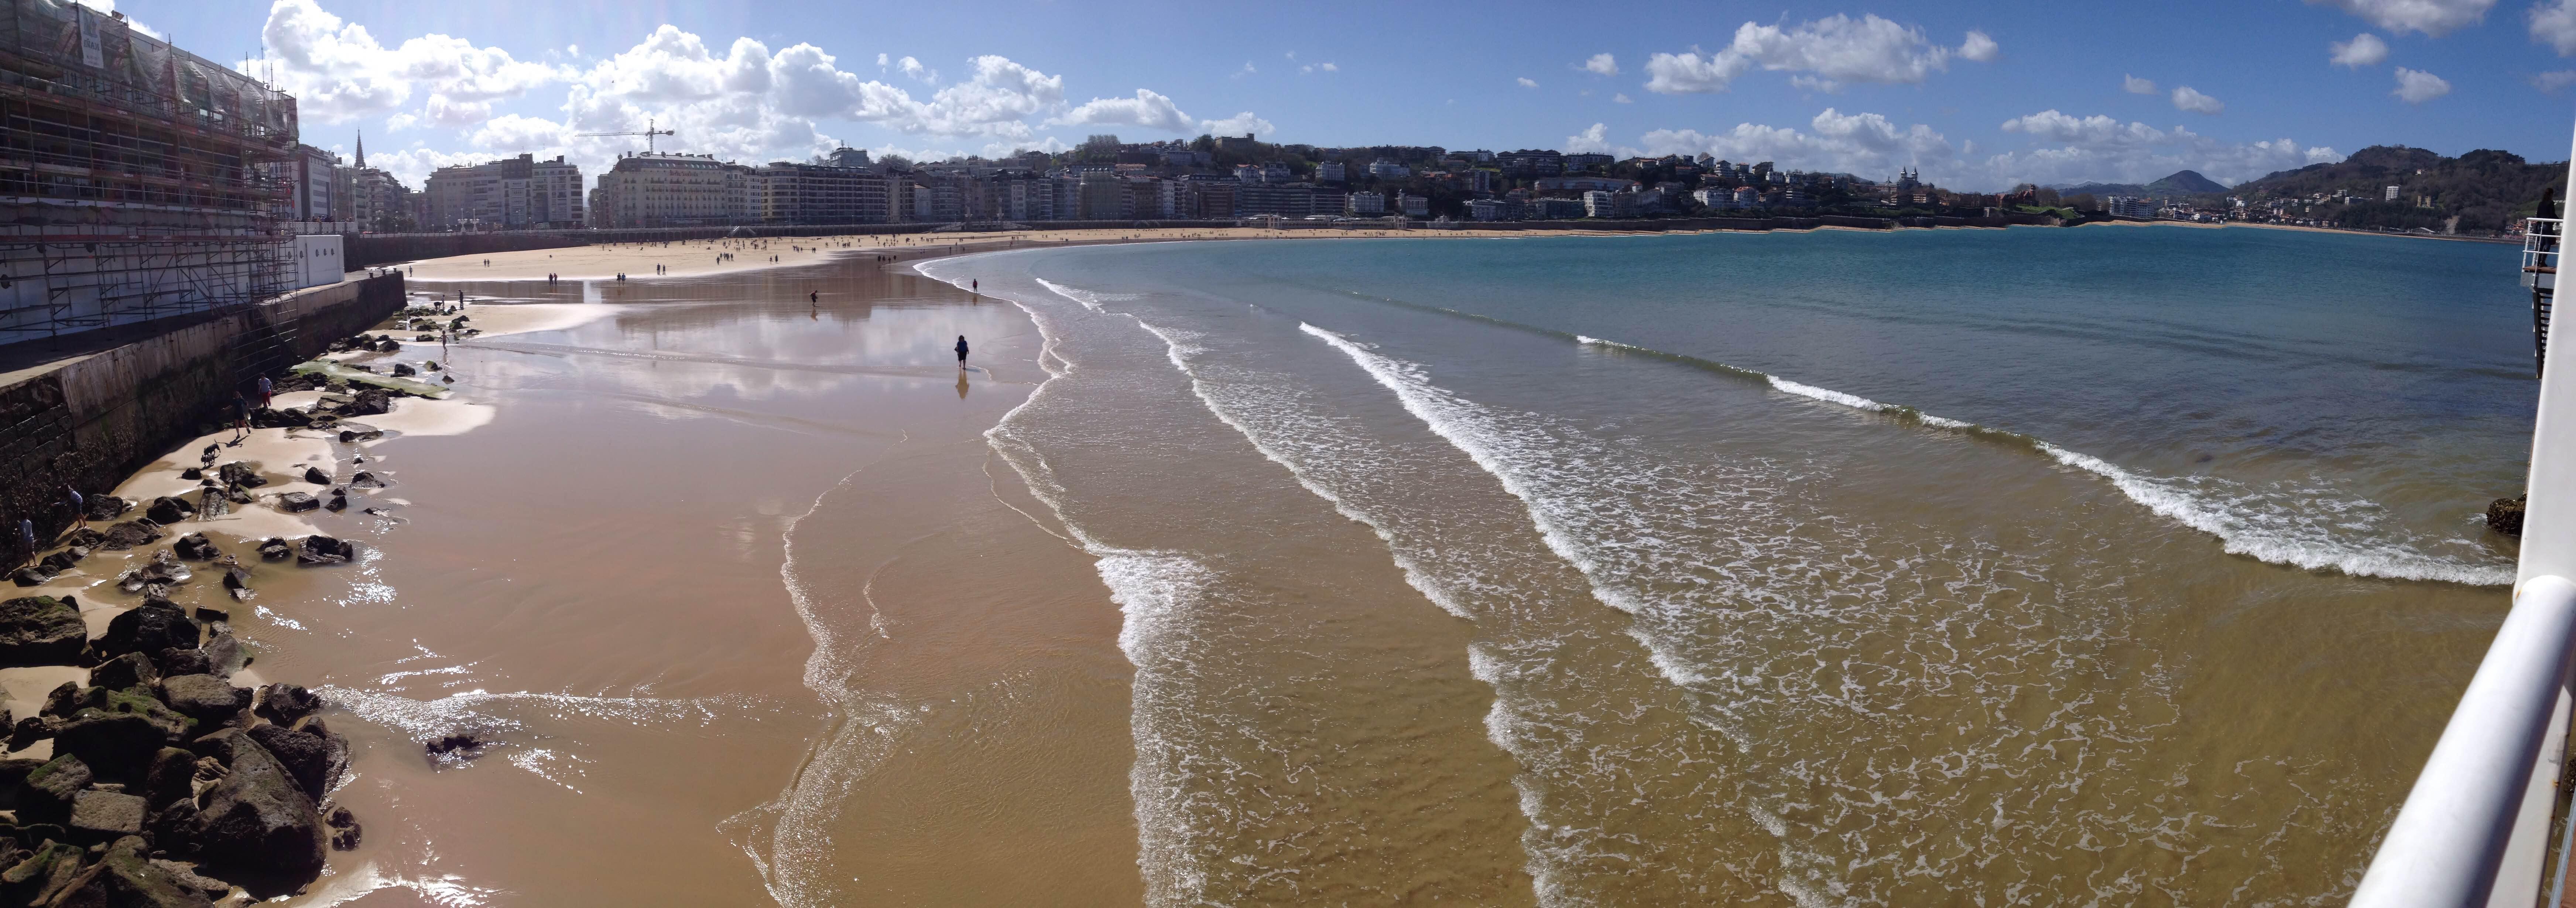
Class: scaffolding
0,0,294,343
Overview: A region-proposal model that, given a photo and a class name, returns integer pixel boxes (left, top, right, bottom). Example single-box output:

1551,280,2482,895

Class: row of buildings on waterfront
297,136,2021,234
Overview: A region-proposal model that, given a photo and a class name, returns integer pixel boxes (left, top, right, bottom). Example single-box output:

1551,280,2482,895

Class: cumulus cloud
2535,69,2576,90
1517,76,1539,87
1959,31,1999,62
1052,88,1193,131
2171,86,2224,114
1583,53,1618,75
1198,111,1274,136
1614,93,1634,103
895,55,934,82
2394,66,2452,101
1643,14,1991,94
2308,0,2495,35
2535,0,2576,54
1566,123,1612,154
2124,74,2158,94
2001,110,2170,146
2331,32,2391,66
260,0,566,124
1790,75,1840,93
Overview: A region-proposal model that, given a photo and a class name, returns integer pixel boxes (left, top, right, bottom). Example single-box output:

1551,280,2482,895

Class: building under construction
0,0,295,343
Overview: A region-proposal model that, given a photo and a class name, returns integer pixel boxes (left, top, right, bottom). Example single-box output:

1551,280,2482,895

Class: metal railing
2528,217,2561,291
2353,122,2576,907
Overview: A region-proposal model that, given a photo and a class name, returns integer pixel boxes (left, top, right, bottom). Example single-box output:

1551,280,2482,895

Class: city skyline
96,0,2576,193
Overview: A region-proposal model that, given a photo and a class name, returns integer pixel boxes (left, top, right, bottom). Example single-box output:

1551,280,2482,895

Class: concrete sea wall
0,274,406,564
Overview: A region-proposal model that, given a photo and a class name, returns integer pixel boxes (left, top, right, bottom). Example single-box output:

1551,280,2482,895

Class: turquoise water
925,226,2528,906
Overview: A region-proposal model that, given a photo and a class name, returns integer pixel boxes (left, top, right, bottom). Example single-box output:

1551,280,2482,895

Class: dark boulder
143,497,194,526
390,363,416,377
89,653,159,692
295,536,355,567
349,471,381,489
170,534,218,561
150,648,211,678
199,633,247,676
188,730,325,895
34,547,81,573
345,389,389,417
214,462,264,489
69,790,145,841
82,496,128,522
144,801,199,859
323,490,347,513
159,676,247,725
253,539,291,561
195,486,230,519
96,521,160,551
19,754,89,824
146,857,227,902
100,605,199,659
117,551,191,594
217,565,251,602
244,725,334,803
0,597,85,667
9,565,54,587
141,748,195,813
273,492,318,514
178,467,202,481
336,428,383,443
373,339,400,353
59,835,209,908
2491,495,2527,536
248,407,308,430
254,686,321,726
57,701,193,781
301,466,329,485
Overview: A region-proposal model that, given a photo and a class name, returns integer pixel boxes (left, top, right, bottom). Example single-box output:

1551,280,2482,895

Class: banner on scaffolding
72,2,95,68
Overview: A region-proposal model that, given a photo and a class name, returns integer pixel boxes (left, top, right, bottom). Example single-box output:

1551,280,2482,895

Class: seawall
0,274,406,563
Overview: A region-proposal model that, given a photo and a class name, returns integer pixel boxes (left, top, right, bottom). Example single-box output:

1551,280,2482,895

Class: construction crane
576,117,677,154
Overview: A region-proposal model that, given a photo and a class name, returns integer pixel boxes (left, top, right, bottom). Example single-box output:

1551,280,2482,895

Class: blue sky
100,0,2576,191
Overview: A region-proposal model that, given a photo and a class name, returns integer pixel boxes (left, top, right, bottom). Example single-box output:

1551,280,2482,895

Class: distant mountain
2053,169,2227,198
2227,145,2566,233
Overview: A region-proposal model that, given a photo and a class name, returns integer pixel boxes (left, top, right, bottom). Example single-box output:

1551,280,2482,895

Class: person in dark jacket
955,335,970,369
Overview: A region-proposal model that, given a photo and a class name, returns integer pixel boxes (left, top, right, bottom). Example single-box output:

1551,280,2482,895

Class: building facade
424,154,584,230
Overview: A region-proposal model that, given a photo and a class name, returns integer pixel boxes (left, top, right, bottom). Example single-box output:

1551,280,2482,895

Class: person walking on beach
64,486,83,533
955,335,970,370
256,375,272,409
229,392,251,444
809,290,818,305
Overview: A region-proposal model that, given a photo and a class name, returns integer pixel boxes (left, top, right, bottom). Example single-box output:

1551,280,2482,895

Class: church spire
354,130,365,170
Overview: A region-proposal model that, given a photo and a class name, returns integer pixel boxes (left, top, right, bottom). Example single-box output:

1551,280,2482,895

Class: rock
300,467,328,485
2,839,81,901
89,653,159,692
70,835,210,908
251,687,319,726
40,681,77,719
272,492,318,515
10,565,55,587
252,539,290,562
213,463,263,489
188,730,325,894
221,486,250,505
423,361,439,371
144,801,198,859
57,703,193,781
35,547,82,573
348,472,381,489
149,649,210,678
117,550,192,593
158,678,246,726
247,407,308,430
82,497,128,522
294,537,354,567
143,498,194,526
69,790,144,840
198,634,246,677
216,567,250,603
329,822,359,851
96,521,161,551
99,606,200,660
346,389,389,417
2490,495,2527,536
373,339,400,353
20,755,89,823
146,859,227,900
141,749,195,813
195,486,230,519
0,597,85,667
422,734,482,758
170,534,218,561
322,491,346,513
242,726,331,803
195,599,232,623
390,364,415,377
178,468,201,481
61,529,102,548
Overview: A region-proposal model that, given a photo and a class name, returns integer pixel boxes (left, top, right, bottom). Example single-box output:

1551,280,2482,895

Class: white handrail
2353,111,2576,907
2350,575,2576,907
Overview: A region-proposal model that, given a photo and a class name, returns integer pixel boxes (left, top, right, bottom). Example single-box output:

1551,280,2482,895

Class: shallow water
921,227,2526,906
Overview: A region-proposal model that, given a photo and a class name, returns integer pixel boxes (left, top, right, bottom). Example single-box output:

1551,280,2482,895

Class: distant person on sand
809,290,818,305
64,486,83,533
955,335,970,369
257,375,272,408
230,392,251,443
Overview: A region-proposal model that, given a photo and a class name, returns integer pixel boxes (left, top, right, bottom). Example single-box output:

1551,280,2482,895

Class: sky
83,0,2576,192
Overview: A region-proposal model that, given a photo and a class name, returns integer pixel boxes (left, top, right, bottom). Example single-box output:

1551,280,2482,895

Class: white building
1398,193,1429,217
590,153,761,228
1346,191,1385,216
1315,161,1346,182
1583,190,1617,217
2385,185,2401,202
1693,187,1737,210
1368,159,1411,179
425,154,584,230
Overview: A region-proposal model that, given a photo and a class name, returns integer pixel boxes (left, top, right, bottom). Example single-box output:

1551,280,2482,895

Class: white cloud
1614,93,1634,103
2535,0,2576,54
1518,76,1539,87
876,52,888,69
2308,0,2495,36
2535,69,2576,90
1320,62,1338,72
1234,61,1256,78
2330,32,2391,66
1624,107,2339,192
2394,66,2452,102
1566,123,1612,154
260,0,567,125
469,114,566,151
896,55,934,83
1959,31,1999,62
1790,75,1841,93
2124,74,2158,94
1199,111,1274,136
1644,14,1990,94
2000,110,2171,147
1583,53,1618,75
1052,88,1194,132
2171,86,2224,114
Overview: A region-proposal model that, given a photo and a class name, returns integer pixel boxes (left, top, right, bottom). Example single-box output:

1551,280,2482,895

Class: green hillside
2221,145,2565,233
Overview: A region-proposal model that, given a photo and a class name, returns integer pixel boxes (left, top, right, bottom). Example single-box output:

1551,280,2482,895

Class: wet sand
40,254,1138,904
